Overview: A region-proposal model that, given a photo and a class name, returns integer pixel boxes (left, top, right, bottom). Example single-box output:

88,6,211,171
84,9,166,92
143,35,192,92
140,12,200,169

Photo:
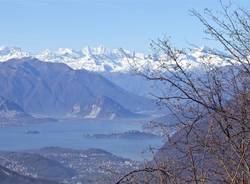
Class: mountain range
0,46,229,73
0,46,230,98
0,46,147,72
0,58,154,119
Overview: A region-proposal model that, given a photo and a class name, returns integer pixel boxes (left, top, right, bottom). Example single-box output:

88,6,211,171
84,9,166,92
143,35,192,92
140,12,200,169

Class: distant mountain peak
0,46,30,62
0,45,231,73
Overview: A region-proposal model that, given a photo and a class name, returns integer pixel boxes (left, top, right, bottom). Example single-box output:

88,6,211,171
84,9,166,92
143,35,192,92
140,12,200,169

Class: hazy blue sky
0,0,249,53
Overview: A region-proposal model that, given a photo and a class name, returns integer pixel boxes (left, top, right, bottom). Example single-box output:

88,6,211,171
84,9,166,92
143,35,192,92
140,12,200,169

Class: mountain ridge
0,46,230,73
0,58,154,118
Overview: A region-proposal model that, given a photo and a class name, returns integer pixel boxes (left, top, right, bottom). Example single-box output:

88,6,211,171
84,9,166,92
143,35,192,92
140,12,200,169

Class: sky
0,0,249,53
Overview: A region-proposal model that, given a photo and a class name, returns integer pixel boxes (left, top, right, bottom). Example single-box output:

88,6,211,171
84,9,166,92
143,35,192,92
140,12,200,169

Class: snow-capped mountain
0,46,30,62
35,46,232,73
0,45,230,73
36,46,151,72
0,46,145,72
0,46,232,97
0,45,233,98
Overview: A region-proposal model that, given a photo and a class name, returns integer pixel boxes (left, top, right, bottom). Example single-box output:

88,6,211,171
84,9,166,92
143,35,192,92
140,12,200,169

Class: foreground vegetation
117,2,250,184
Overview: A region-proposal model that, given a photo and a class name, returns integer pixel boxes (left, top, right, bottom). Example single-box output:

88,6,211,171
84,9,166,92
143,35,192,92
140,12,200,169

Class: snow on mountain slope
0,46,30,62
36,46,233,73
0,46,234,99
36,46,151,72
0,46,231,73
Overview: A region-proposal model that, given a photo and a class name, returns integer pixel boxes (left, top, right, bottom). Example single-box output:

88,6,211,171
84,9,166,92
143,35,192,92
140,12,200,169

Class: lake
0,119,163,161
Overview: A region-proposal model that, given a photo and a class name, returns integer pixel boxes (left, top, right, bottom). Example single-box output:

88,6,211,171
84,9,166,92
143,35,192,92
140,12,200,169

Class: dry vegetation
116,2,250,184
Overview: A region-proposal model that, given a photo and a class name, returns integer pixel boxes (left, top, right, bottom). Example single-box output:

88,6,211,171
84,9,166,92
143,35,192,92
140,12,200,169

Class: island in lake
25,130,40,134
83,130,160,139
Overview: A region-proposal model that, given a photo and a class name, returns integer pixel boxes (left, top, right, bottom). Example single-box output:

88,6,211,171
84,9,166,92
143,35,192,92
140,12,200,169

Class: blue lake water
0,119,163,161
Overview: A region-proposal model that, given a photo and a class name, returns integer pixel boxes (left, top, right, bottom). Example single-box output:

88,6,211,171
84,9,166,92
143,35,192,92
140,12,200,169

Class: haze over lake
0,119,163,161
